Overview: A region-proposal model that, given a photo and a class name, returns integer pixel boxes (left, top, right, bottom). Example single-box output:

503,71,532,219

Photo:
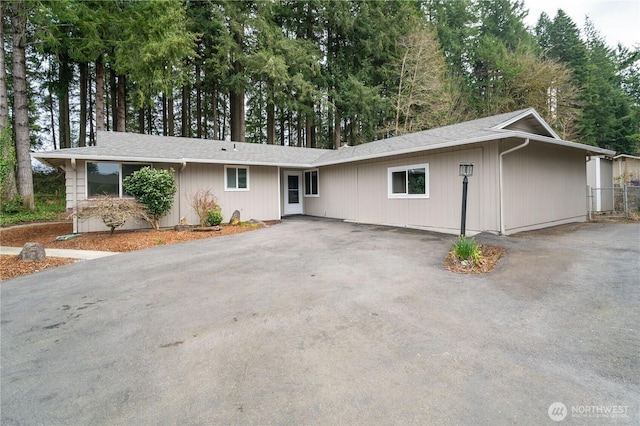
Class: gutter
499,138,529,235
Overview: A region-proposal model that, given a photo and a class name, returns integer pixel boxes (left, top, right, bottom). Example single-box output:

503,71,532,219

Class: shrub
2,195,25,214
452,235,483,266
206,209,223,226
75,196,149,235
122,167,177,230
188,189,221,227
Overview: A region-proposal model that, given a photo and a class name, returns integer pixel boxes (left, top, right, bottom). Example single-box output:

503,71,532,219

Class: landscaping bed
1,221,277,281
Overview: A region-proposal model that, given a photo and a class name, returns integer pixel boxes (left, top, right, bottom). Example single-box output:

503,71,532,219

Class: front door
284,171,303,215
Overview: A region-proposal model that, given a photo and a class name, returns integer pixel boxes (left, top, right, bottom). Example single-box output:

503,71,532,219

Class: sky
522,0,640,49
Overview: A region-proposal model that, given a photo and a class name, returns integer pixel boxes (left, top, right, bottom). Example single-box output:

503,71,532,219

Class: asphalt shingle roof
32,108,614,169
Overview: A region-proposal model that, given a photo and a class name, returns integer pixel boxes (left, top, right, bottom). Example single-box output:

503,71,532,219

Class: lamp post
459,163,474,236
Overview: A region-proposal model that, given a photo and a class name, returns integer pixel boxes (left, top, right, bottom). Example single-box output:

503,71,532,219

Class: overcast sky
522,0,640,49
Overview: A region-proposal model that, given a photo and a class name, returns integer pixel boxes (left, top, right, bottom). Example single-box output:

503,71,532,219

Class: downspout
499,138,529,235
179,160,187,223
277,166,282,219
71,158,77,233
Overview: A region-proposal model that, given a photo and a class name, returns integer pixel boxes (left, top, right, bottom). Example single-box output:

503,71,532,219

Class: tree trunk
109,68,117,131
305,101,313,148
181,84,190,137
333,109,341,149
95,56,105,132
138,106,145,133
162,94,167,136
10,0,34,209
230,87,245,142
58,53,72,149
195,65,202,138
146,105,152,134
212,84,218,140
230,29,245,142
168,96,174,136
79,62,88,147
0,3,18,203
117,74,126,131
266,81,275,144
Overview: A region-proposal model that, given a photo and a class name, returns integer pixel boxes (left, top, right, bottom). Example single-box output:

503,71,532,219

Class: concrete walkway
0,245,120,260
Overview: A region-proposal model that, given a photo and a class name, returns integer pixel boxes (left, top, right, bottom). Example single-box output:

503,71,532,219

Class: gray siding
502,141,586,233
71,161,279,233
178,163,279,225
307,146,499,235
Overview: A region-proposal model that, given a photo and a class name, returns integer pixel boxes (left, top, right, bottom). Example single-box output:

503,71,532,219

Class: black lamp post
459,163,474,236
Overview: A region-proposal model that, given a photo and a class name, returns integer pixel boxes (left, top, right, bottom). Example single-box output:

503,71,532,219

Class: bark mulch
1,221,277,281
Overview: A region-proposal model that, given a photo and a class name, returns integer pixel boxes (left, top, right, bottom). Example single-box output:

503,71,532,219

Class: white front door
284,171,303,215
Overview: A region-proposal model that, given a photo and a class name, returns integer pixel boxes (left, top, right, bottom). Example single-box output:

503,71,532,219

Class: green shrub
122,167,177,230
2,195,25,214
452,235,483,266
206,209,223,226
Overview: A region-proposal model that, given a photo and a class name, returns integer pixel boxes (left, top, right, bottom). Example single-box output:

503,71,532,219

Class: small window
388,163,429,198
87,162,149,198
304,170,319,197
225,166,249,191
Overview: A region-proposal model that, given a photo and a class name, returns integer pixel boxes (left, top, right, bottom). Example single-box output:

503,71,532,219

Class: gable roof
32,108,615,169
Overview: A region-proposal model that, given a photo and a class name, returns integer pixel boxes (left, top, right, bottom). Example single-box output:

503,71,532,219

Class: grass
451,235,483,266
0,195,66,227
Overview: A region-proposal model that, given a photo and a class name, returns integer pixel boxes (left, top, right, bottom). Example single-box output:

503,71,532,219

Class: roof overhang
31,152,315,170
311,131,615,167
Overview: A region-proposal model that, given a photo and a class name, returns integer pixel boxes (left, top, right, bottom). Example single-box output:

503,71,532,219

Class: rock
19,242,46,262
230,210,241,226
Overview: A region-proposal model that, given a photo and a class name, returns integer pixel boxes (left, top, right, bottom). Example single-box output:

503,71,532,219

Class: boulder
229,210,241,226
19,242,46,262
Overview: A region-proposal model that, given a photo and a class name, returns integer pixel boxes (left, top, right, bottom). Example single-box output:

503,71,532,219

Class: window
87,162,149,198
388,163,429,198
225,166,249,191
304,170,319,197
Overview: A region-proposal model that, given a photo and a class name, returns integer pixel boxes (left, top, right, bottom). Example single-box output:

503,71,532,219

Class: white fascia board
493,108,561,140
503,131,616,156
613,154,640,160
31,152,314,169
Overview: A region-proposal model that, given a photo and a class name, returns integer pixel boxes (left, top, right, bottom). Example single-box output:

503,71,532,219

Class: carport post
459,163,474,236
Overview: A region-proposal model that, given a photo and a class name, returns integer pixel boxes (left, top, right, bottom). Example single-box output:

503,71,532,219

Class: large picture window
225,166,249,191
388,163,429,198
304,170,319,197
87,162,149,197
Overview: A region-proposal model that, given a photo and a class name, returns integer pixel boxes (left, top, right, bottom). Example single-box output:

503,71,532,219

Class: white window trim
86,162,151,198
303,169,320,197
224,165,250,191
387,163,429,199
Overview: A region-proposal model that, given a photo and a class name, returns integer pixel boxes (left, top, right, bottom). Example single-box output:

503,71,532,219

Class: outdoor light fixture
459,163,474,236
459,162,474,177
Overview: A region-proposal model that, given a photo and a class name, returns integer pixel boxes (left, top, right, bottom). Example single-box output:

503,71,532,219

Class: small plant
452,235,483,266
157,238,164,245
206,209,223,226
188,189,221,227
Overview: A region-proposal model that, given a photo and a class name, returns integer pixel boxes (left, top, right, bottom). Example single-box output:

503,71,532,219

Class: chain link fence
588,185,640,218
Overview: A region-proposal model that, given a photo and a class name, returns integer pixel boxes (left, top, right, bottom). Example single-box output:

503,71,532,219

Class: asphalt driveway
2,217,639,424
